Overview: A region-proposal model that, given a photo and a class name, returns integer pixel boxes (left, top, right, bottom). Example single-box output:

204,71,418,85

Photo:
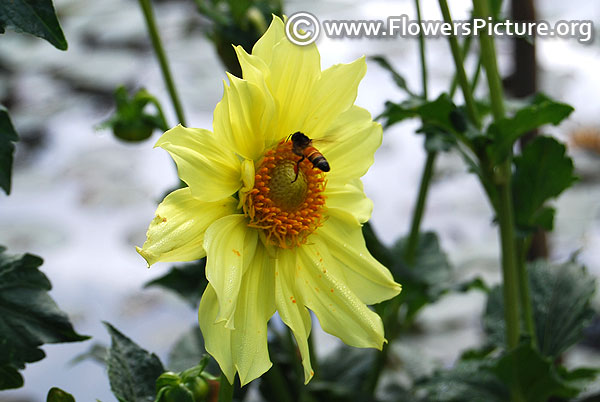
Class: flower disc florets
243,140,326,249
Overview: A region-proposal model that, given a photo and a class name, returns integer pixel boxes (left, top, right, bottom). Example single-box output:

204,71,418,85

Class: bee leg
291,156,304,183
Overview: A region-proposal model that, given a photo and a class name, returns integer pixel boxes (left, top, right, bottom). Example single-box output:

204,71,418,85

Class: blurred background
1,0,599,400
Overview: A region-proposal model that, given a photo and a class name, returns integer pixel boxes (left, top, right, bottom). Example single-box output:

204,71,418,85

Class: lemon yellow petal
232,48,280,148
297,239,386,349
234,45,270,87
267,37,321,138
320,106,382,181
325,178,373,224
252,15,286,66
155,125,242,202
204,215,258,329
199,246,275,386
274,248,314,383
213,74,276,161
198,284,235,383
317,210,402,305
136,188,237,266
303,57,367,138
231,245,276,386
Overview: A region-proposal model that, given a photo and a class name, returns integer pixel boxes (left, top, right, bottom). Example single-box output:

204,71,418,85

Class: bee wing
311,137,336,146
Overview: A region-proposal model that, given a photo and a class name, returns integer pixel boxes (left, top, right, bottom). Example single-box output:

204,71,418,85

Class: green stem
363,294,403,394
476,0,536,351
217,373,234,402
414,0,427,99
138,0,187,126
144,94,169,131
283,326,304,390
263,359,294,402
517,237,537,349
470,58,483,94
473,0,526,400
473,12,504,119
449,35,472,98
438,0,481,128
493,163,521,352
494,164,524,402
405,151,436,264
403,0,433,266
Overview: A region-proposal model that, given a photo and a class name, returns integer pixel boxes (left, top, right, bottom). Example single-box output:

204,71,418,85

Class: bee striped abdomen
306,147,330,172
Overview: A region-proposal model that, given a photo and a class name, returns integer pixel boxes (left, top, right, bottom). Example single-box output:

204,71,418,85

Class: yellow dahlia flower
137,15,401,386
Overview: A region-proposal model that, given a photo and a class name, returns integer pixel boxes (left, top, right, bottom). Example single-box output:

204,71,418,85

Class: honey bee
288,131,330,183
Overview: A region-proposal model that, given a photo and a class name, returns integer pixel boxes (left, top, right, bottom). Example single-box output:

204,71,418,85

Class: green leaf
307,345,376,402
482,286,506,348
529,260,596,357
0,246,89,390
418,123,458,153
378,94,467,154
69,343,107,366
0,0,67,50
484,260,595,357
0,365,23,389
104,322,165,402
47,387,76,402
370,56,417,97
228,0,252,23
416,358,508,402
0,105,19,195
557,366,600,397
487,93,574,163
453,276,490,293
144,259,207,308
167,326,218,375
512,136,577,232
416,93,459,133
362,222,394,269
196,0,281,77
418,96,480,152
378,94,455,129
377,98,425,128
491,343,592,401
419,343,597,402
390,232,453,320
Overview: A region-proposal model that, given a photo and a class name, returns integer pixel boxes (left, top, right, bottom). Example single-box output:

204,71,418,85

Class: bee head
289,131,310,145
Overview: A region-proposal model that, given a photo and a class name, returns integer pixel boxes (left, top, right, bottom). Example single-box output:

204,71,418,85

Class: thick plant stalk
473,0,528,400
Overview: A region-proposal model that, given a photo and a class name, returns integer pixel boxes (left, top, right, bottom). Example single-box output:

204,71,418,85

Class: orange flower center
243,140,327,249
